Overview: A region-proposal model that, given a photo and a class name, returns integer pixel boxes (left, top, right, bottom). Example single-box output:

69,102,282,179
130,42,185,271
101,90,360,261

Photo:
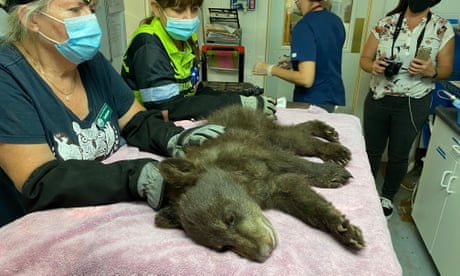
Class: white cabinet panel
430,161,460,276
412,111,460,276
413,118,458,250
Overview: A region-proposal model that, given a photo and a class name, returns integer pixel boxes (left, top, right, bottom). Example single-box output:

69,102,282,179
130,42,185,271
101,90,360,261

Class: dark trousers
363,92,432,201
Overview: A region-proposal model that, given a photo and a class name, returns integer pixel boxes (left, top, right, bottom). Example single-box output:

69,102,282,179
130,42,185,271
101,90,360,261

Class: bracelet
267,65,274,76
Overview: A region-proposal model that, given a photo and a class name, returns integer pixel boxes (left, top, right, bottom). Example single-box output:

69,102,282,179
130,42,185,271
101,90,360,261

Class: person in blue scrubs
253,0,346,112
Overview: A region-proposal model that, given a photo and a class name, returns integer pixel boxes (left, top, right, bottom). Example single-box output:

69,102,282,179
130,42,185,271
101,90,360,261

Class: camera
383,58,402,79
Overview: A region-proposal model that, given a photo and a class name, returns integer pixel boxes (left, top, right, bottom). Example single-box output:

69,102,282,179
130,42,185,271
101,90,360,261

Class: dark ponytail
387,0,408,16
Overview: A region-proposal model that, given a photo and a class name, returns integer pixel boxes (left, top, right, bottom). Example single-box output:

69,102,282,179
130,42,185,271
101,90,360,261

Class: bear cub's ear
158,158,202,187
158,158,202,202
156,158,202,229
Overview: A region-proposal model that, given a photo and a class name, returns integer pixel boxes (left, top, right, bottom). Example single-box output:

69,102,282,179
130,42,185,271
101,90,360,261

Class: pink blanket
0,108,402,276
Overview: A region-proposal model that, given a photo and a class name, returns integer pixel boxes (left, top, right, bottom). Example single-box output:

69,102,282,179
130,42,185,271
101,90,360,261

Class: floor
376,164,440,276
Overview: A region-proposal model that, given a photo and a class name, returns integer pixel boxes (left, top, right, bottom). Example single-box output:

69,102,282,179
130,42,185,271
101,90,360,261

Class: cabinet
412,107,460,276
201,8,244,83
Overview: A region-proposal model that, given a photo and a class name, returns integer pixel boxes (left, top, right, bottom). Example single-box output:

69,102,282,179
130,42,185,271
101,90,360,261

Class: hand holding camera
383,57,403,79
370,53,392,76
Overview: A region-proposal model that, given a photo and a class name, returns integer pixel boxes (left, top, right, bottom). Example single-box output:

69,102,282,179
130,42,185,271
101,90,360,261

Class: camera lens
384,60,402,79
384,63,396,78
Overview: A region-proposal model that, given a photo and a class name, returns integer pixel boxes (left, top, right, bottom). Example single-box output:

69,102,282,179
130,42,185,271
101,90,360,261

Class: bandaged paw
167,124,226,157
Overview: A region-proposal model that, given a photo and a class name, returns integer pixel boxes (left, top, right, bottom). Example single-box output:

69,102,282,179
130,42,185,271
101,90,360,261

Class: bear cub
156,105,365,262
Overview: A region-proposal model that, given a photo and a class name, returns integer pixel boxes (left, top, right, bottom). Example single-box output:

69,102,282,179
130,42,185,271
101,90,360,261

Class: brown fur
156,105,365,262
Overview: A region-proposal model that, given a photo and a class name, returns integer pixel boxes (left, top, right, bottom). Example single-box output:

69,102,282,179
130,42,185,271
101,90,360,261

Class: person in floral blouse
359,0,454,219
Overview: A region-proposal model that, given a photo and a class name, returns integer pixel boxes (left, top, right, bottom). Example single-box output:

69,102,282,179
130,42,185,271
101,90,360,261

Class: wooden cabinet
412,107,460,276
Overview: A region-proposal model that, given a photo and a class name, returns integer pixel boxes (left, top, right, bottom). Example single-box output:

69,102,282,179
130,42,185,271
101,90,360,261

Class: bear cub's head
156,158,278,262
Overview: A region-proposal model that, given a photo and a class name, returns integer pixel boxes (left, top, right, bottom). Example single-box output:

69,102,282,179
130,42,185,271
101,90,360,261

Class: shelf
206,50,240,70
201,45,245,82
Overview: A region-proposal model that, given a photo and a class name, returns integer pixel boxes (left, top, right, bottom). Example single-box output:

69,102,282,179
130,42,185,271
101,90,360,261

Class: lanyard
390,11,432,58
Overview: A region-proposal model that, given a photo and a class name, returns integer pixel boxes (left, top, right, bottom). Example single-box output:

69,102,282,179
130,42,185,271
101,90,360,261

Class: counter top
435,106,460,136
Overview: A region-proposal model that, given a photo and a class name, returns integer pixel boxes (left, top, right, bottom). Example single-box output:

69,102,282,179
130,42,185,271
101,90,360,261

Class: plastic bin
430,31,460,113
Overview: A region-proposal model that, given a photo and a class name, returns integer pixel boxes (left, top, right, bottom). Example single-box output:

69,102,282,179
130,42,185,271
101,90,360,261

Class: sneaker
380,197,394,219
400,167,421,191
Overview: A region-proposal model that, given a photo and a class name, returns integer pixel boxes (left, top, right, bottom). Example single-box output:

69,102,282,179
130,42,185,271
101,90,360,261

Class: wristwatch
431,69,438,79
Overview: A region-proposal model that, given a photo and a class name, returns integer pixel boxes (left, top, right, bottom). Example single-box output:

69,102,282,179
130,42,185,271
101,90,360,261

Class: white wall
431,0,460,23
124,0,151,42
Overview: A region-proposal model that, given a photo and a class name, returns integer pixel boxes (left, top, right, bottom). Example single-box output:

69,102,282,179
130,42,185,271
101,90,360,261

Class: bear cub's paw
335,218,365,250
318,142,351,166
313,162,352,188
302,120,340,142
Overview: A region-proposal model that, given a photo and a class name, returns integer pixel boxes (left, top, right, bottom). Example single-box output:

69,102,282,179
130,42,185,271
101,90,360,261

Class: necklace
44,73,77,101
310,5,322,12
16,43,78,101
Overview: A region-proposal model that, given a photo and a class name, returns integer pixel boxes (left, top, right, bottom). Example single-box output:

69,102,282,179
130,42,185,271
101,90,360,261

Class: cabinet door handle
446,176,458,194
441,171,453,188
453,145,460,156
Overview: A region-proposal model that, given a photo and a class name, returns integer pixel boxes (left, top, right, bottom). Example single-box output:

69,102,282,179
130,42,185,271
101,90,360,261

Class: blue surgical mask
39,13,102,64
165,15,200,41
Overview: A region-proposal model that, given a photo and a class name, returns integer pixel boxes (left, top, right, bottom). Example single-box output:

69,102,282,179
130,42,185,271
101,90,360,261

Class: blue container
423,27,460,147
431,31,460,113
454,100,460,127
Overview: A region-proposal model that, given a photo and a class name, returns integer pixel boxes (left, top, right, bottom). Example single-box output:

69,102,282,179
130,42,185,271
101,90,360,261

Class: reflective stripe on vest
122,17,196,96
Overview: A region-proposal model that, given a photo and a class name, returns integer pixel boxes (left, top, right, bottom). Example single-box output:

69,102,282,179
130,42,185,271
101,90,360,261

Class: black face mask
407,0,431,13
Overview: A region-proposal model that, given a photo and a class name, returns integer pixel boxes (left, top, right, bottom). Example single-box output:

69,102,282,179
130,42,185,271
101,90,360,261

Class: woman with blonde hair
0,0,225,226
